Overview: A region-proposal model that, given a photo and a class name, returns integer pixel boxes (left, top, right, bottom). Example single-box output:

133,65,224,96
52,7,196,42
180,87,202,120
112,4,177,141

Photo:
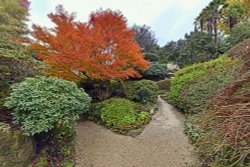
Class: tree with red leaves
31,6,149,99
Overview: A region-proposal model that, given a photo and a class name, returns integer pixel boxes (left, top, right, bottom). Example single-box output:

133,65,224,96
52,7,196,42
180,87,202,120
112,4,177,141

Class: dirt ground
75,97,196,167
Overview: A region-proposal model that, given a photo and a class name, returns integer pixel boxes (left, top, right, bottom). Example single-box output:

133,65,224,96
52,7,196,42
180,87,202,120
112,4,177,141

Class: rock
0,122,36,167
167,63,180,72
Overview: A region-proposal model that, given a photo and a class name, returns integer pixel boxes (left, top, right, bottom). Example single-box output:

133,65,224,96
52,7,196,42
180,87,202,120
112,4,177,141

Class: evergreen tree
0,0,29,38
0,0,30,58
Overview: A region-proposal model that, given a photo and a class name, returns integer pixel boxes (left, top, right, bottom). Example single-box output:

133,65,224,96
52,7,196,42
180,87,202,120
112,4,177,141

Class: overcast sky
28,0,211,46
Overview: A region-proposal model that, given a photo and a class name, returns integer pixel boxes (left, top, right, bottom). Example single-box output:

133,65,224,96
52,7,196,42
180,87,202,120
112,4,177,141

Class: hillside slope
170,39,250,166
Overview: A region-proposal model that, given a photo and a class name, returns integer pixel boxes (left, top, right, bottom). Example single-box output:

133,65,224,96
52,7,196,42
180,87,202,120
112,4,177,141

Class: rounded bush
125,80,159,103
142,63,168,79
99,98,137,130
96,98,150,130
4,76,91,136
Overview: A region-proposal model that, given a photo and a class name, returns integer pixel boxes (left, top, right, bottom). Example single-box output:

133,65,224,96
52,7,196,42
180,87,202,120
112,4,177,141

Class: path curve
75,97,195,167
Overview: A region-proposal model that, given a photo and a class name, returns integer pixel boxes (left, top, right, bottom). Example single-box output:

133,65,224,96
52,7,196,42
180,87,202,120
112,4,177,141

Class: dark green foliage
137,87,152,103
132,24,159,54
0,55,36,120
125,80,159,103
32,122,76,166
4,76,91,136
0,55,36,86
95,98,150,131
144,53,160,62
160,31,217,67
158,41,178,63
82,79,124,102
142,63,168,79
109,79,124,97
221,23,250,52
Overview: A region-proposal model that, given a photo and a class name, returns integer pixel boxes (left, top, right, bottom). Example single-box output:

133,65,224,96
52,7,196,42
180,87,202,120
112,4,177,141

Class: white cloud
28,0,210,45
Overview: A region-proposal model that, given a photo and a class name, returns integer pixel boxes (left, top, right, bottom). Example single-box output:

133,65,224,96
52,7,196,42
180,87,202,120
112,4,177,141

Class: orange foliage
30,5,149,82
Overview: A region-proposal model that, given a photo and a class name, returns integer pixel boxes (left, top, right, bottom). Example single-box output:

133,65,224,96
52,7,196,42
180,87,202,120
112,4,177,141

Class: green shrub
138,112,150,123
125,80,159,103
95,98,150,131
142,62,168,79
0,55,37,120
170,55,240,112
109,79,124,97
144,53,160,62
4,76,91,136
99,98,137,130
0,55,37,86
157,79,171,91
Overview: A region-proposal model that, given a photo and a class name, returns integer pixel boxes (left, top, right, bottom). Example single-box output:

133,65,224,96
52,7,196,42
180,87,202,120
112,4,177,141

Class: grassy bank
169,39,250,166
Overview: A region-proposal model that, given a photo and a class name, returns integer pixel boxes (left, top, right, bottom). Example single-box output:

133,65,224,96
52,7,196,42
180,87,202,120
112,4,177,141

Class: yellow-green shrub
95,98,150,131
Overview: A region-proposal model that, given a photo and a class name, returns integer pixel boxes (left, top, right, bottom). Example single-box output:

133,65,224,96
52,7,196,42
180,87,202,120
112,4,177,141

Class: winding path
75,97,196,167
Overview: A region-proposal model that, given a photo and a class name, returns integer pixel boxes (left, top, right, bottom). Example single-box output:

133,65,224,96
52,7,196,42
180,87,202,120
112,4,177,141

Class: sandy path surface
75,97,195,167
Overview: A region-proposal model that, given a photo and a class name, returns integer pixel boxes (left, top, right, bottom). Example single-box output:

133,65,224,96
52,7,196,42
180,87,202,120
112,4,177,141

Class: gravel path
75,97,196,167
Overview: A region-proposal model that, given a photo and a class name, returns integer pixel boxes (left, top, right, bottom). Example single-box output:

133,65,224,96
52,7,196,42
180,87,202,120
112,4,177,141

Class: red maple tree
31,5,149,83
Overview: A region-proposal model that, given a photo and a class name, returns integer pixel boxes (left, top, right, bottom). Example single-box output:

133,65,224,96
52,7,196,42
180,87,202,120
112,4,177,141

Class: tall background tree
219,0,250,32
160,0,250,68
0,0,30,38
132,24,159,54
0,0,31,58
159,31,217,67
0,0,35,120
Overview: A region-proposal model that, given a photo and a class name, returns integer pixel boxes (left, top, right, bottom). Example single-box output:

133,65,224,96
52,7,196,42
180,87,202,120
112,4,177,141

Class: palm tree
194,0,224,43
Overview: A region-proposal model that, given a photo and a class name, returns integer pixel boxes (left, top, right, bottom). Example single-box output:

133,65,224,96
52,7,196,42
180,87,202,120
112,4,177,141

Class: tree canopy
160,31,217,67
0,0,30,39
132,24,159,54
31,6,149,82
